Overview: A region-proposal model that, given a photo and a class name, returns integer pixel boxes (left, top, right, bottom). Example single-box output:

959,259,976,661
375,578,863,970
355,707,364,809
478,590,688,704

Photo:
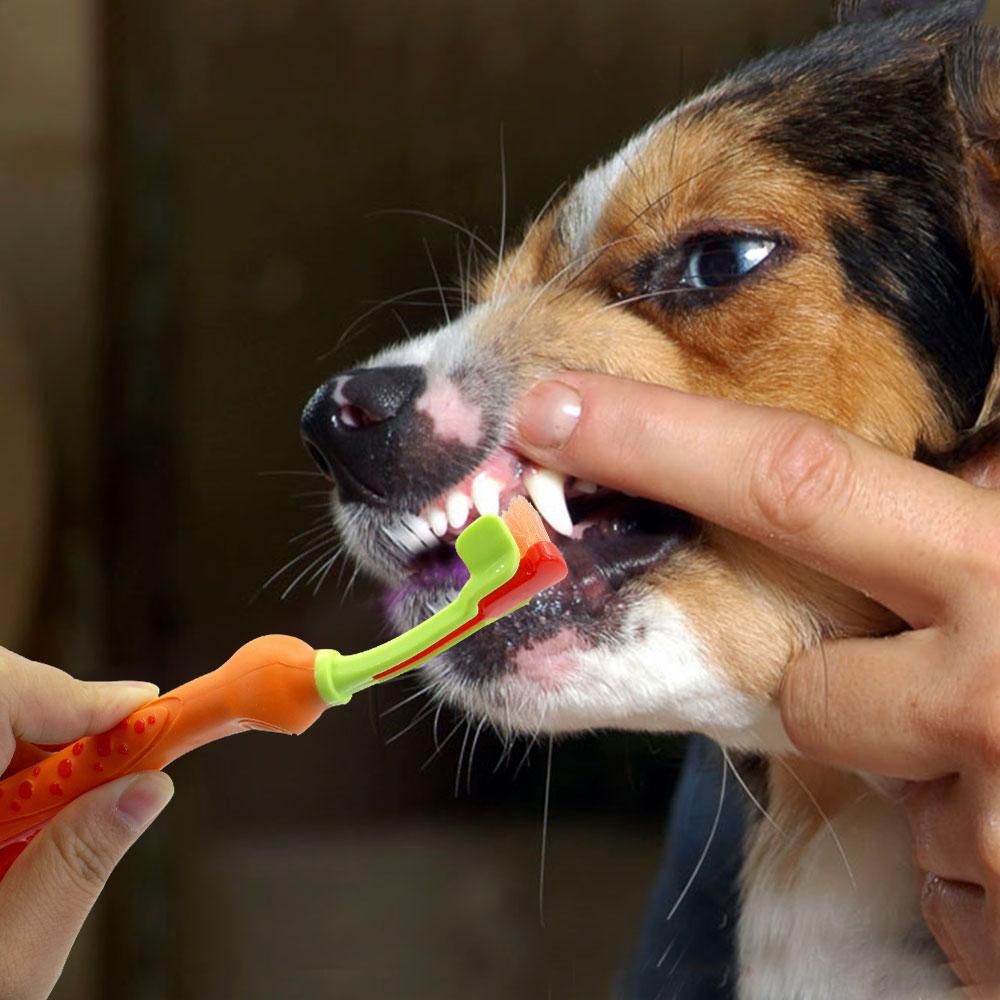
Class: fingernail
110,681,160,698
116,772,174,831
518,380,582,450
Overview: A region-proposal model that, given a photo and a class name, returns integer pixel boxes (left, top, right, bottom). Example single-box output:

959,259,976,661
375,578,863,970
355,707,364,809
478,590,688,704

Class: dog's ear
835,0,985,25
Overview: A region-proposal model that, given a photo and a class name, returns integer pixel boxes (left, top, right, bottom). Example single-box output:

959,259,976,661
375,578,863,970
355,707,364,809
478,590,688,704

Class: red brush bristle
501,496,552,555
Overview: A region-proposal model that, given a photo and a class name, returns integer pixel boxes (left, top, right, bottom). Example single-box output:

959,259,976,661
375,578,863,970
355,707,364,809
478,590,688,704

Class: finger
779,629,953,779
921,875,1000,992
905,777,982,885
0,772,172,1000
0,647,158,765
516,374,996,626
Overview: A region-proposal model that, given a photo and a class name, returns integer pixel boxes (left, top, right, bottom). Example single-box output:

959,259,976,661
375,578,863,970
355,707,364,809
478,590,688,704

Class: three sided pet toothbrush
0,497,566,877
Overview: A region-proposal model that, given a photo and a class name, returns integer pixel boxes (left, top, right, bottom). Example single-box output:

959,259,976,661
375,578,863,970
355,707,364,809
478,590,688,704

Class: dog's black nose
300,366,426,499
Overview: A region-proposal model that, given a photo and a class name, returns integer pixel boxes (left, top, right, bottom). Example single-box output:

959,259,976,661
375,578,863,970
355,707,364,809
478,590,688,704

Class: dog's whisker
365,298,462,311
492,123,509,299
307,546,345,596
290,489,333,500
665,758,727,922
538,735,554,929
525,180,568,245
492,729,519,773
453,718,473,797
338,561,364,604
288,521,338,545
722,748,784,838
367,207,497,261
261,534,344,592
326,284,467,356
380,685,428,719
514,235,642,326
463,229,478,310
465,716,488,795
258,469,325,478
420,712,464,771
774,756,857,890
511,726,542,781
385,699,439,746
455,233,468,314
431,701,445,751
280,543,342,600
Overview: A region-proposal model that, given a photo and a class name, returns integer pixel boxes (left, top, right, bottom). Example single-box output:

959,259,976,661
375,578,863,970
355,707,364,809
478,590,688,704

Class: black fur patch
694,10,996,427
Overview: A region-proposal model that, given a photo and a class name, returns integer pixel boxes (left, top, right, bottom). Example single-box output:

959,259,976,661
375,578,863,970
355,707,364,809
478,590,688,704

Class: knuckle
748,416,852,537
779,650,828,759
47,821,114,897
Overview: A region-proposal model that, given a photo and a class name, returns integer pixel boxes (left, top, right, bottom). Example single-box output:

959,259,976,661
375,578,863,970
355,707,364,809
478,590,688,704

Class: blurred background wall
4,2,994,998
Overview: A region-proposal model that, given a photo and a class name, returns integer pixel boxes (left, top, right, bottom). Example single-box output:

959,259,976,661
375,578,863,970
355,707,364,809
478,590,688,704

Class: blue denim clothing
620,736,744,999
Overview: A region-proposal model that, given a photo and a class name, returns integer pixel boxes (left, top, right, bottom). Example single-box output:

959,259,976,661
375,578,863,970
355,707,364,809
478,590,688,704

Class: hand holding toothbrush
0,498,565,1000
0,647,172,1000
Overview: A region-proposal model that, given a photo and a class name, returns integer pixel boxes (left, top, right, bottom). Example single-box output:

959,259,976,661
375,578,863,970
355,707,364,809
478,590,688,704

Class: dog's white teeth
446,491,471,530
524,468,573,537
575,479,598,494
471,474,501,517
428,506,449,538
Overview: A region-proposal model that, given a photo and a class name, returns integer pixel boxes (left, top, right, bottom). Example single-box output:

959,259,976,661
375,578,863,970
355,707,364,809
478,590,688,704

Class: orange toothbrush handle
0,635,327,872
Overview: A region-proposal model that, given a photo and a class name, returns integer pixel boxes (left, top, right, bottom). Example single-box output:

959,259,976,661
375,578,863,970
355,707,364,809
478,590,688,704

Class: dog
300,1,1000,995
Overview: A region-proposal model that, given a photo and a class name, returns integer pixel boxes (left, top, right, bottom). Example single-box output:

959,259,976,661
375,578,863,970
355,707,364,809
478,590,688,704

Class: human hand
0,647,171,1000
516,372,1000,992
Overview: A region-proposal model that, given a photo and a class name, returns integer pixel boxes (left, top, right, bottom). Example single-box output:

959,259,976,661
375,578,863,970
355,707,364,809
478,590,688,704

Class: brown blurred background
5,1,990,998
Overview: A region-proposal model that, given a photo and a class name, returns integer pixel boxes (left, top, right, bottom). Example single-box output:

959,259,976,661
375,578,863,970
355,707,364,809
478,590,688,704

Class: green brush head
313,514,521,705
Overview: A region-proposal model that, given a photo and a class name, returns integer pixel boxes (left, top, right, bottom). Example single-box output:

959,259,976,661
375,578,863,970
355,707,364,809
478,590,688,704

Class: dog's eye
625,231,785,312
680,236,776,290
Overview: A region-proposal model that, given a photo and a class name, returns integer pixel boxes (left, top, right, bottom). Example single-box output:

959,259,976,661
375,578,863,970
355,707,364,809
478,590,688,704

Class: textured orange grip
0,635,327,866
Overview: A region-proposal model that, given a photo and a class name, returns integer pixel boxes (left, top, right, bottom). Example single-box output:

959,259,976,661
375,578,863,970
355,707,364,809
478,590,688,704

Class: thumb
779,630,950,781
0,647,159,764
0,771,173,1000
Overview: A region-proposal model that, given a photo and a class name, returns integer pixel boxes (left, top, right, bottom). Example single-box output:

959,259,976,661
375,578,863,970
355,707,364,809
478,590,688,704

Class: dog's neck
736,757,955,999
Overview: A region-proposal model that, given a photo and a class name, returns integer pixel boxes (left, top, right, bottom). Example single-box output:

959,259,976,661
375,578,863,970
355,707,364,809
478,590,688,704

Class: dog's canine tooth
575,479,598,494
446,491,471,530
524,468,573,537
471,473,501,517
428,506,448,538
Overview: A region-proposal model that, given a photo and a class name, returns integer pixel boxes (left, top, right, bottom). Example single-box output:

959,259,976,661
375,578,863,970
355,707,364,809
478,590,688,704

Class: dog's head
301,0,1000,749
